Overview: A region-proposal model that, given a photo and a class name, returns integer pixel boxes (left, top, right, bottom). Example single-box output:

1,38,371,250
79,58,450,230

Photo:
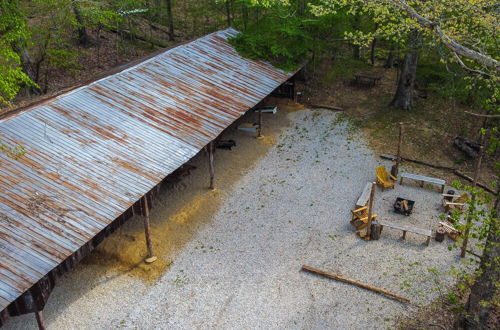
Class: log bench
378,220,432,246
400,172,446,193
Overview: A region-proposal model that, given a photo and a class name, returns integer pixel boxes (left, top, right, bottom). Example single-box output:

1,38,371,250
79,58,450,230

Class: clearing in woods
3,99,468,329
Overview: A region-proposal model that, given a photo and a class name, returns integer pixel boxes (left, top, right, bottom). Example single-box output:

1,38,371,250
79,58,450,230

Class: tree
309,0,499,108
390,32,420,110
71,0,90,46
165,0,174,40
0,0,35,104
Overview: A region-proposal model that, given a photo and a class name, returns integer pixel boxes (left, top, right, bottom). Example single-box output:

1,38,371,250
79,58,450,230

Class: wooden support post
301,265,410,303
395,122,403,174
143,196,157,264
366,182,376,238
461,145,484,258
257,108,263,138
208,141,215,189
35,311,46,330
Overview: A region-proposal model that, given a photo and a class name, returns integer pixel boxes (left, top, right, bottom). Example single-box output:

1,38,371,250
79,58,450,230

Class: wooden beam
301,265,410,303
395,122,403,174
257,107,263,138
208,141,215,189
366,182,376,238
35,311,46,330
143,196,157,264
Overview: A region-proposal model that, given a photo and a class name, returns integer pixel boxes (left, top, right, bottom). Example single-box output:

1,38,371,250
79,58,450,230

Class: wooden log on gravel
301,265,411,303
308,104,344,111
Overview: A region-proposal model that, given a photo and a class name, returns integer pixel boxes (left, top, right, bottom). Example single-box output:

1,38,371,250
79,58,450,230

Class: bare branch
452,53,491,78
465,111,500,118
396,0,500,74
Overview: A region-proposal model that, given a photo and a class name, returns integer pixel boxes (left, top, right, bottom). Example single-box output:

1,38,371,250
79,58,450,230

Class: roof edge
0,28,237,120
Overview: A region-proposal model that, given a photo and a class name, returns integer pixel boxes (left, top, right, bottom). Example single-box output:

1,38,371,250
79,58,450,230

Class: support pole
143,195,157,264
35,311,46,330
366,182,376,238
461,145,484,258
395,122,403,175
257,108,263,138
208,141,215,189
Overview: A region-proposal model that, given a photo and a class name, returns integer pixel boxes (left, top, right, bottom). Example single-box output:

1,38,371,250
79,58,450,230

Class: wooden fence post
366,182,376,238
208,141,215,189
143,196,157,263
35,311,46,330
395,122,403,175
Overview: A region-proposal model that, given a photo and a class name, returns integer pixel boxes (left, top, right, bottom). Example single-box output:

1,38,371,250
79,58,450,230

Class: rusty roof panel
0,28,296,311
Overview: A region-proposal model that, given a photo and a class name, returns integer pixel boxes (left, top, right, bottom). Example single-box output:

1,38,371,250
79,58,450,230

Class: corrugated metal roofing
0,28,295,311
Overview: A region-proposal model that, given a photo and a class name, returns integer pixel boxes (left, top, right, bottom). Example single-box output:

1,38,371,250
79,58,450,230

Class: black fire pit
394,197,415,216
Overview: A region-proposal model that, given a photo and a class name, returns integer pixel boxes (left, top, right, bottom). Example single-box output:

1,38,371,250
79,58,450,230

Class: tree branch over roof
395,0,500,74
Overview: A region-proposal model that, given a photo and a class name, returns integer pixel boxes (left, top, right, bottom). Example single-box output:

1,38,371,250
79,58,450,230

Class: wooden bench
400,172,446,193
356,182,372,208
378,221,432,246
353,75,381,88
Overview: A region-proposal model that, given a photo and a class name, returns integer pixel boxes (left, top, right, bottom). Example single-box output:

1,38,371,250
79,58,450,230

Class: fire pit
394,197,415,216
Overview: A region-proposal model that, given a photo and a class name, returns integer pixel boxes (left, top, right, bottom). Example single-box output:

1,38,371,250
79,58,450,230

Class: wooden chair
376,166,397,190
350,206,378,238
442,193,468,213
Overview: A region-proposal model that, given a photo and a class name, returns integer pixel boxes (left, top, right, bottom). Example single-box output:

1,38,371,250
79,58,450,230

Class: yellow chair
442,193,468,213
376,166,397,190
350,206,378,239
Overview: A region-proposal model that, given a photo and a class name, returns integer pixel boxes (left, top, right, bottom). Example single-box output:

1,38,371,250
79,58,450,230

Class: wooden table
354,75,381,88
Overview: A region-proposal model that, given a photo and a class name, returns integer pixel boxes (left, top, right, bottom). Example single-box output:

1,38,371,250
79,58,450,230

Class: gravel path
4,109,467,329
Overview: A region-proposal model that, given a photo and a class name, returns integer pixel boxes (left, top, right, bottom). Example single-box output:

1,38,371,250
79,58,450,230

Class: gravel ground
4,109,468,330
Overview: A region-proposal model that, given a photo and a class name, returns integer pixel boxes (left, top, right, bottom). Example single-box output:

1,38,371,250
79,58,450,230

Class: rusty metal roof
0,28,295,310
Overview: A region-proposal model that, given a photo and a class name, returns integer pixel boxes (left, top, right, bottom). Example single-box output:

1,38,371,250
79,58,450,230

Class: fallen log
453,136,480,158
107,28,168,48
453,170,496,194
308,104,344,111
380,154,496,194
380,154,455,171
301,265,410,303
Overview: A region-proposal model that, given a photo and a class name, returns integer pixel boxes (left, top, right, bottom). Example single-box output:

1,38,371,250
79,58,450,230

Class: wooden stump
435,228,445,242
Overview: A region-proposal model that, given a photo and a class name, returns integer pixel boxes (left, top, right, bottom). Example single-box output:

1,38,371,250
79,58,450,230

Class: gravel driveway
4,108,467,330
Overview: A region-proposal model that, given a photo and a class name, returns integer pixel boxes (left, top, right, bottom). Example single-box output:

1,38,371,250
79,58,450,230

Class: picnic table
400,172,446,193
353,74,381,88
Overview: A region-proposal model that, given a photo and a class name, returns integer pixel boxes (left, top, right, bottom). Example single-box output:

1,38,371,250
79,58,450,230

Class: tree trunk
384,49,394,68
225,0,232,27
297,0,305,16
464,202,500,329
226,0,233,27
165,0,174,41
370,37,377,66
19,49,41,95
241,5,248,30
390,50,418,110
352,16,361,60
71,0,89,46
